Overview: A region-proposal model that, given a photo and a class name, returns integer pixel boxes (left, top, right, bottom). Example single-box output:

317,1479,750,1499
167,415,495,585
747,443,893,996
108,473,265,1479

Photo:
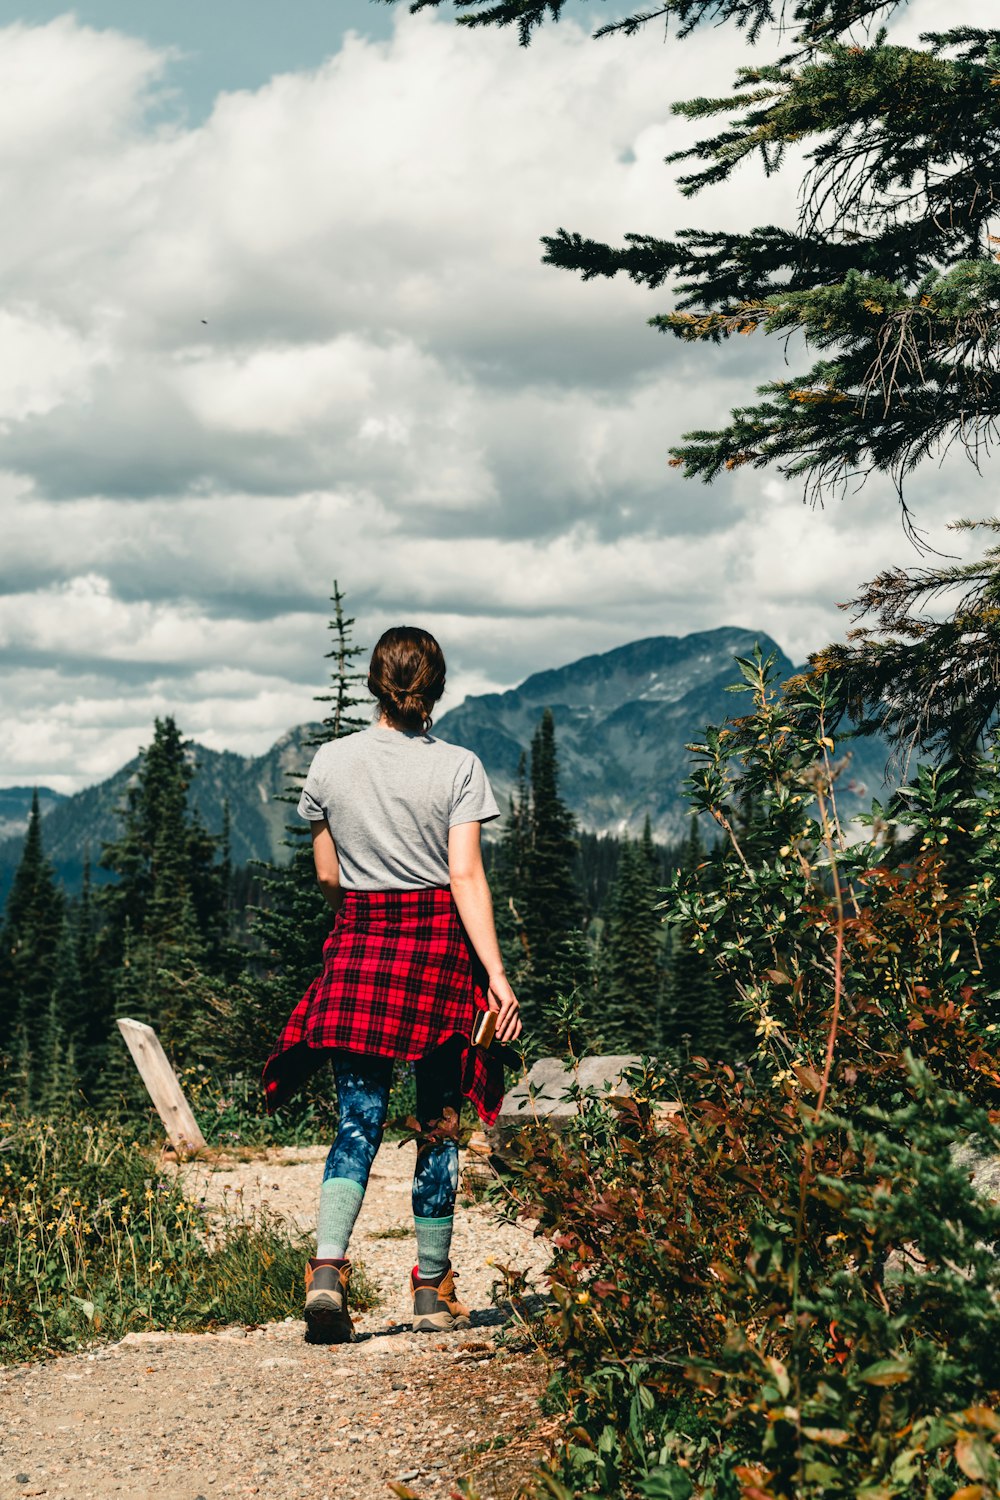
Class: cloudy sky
0,0,989,792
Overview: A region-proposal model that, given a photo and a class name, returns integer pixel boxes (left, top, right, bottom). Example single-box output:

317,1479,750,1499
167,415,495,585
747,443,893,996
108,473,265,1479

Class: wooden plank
116,1018,207,1154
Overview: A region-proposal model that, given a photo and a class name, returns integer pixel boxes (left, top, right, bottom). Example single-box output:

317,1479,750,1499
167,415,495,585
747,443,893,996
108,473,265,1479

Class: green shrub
501,1058,1000,1499
487,655,1000,1500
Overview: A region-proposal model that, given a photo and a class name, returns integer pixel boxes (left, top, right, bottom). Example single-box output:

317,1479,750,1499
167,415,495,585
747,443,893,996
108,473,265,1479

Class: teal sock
316,1177,366,1259
414,1214,454,1279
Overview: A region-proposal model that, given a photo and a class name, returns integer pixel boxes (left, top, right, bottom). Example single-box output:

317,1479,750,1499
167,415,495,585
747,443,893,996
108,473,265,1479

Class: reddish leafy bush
493,656,1000,1499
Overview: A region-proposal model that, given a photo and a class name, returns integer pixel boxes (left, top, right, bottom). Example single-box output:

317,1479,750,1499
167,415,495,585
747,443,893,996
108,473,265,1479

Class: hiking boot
411,1263,471,1333
304,1257,353,1344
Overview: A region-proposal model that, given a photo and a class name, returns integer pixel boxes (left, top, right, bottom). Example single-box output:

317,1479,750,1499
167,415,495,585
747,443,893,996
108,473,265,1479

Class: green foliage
312,578,371,744
99,715,225,968
0,585,371,1133
503,1058,1000,1499
600,818,666,1052
490,751,533,991
572,826,677,918
0,1111,380,1364
488,714,738,1059
88,714,229,1099
69,857,108,1095
662,821,730,1060
0,791,66,1075
386,0,1000,526
810,518,1000,769
491,712,591,1047
175,1065,331,1148
524,709,583,963
481,654,1000,1499
384,0,902,47
673,646,1000,1090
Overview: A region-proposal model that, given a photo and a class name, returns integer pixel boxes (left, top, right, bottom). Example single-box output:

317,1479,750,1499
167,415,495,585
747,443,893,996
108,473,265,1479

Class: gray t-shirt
297,724,500,891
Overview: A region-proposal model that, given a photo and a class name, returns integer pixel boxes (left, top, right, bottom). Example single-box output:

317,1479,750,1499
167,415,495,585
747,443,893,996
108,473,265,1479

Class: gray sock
316,1177,365,1260
414,1214,454,1279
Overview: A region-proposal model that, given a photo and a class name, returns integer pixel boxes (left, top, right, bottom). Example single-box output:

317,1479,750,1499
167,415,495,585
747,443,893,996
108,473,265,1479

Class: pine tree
804,519,1000,768
574,829,629,916
520,709,588,1034
410,1,1000,532
99,717,225,967
664,820,731,1060
313,581,370,745
96,716,227,1073
71,855,112,1100
0,790,65,1074
393,0,1000,906
32,909,87,1114
490,753,532,985
9,1019,31,1114
221,583,370,1071
600,817,666,1053
96,921,156,1116
35,993,69,1116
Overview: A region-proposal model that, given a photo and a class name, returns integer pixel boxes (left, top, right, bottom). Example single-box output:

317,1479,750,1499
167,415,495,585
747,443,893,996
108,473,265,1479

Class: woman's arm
448,821,522,1043
310,821,344,915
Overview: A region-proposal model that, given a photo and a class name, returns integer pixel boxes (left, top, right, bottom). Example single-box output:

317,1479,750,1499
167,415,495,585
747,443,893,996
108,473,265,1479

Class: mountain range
0,626,894,899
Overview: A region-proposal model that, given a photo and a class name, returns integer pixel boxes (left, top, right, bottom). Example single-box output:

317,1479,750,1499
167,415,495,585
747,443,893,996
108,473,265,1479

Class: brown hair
368,626,446,732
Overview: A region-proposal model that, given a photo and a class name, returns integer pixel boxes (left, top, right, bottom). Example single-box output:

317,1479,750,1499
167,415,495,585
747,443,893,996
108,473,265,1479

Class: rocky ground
0,1143,553,1500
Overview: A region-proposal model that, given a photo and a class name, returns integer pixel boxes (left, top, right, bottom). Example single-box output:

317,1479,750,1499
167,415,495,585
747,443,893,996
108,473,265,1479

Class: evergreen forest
0,583,735,1122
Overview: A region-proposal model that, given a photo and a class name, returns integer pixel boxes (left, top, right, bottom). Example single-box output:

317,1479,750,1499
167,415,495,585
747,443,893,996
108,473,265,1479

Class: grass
177,1066,332,1148
0,1110,379,1364
367,1224,414,1240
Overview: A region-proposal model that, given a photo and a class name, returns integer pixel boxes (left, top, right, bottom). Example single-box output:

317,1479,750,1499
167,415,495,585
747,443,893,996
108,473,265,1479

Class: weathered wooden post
116,1018,207,1154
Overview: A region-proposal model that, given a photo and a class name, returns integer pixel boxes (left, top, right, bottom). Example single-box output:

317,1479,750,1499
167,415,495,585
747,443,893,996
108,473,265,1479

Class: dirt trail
0,1143,551,1500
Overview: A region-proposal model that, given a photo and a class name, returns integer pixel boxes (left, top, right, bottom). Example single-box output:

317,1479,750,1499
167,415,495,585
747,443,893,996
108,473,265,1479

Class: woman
262,625,521,1345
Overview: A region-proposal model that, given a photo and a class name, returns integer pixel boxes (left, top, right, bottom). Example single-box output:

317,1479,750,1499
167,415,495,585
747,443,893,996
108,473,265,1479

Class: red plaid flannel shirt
261,887,505,1126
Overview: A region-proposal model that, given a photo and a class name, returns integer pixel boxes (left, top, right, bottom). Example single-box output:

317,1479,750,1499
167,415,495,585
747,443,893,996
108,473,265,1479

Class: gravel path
0,1143,552,1500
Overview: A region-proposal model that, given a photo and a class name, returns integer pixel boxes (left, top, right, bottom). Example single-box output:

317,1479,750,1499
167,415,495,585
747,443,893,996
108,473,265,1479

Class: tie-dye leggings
323,1038,462,1219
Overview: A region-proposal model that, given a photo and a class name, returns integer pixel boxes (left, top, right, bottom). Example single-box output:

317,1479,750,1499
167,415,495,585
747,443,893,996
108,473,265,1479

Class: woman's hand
486,970,522,1043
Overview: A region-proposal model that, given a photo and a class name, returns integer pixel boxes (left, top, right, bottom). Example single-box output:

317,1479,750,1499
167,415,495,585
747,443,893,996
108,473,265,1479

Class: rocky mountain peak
0,627,891,899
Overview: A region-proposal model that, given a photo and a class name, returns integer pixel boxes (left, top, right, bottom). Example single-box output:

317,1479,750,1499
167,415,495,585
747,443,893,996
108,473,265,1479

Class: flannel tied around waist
261,887,505,1127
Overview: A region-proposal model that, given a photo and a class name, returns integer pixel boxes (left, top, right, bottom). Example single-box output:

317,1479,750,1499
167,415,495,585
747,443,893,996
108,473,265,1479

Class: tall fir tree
490,753,532,989
97,920,158,1116
35,993,69,1117
99,717,225,968
221,583,370,1071
70,855,112,1099
664,820,730,1060
32,909,87,1114
520,709,588,1036
405,1,1000,524
600,816,665,1053
393,0,1000,762
96,716,227,1070
313,580,370,745
0,790,65,1086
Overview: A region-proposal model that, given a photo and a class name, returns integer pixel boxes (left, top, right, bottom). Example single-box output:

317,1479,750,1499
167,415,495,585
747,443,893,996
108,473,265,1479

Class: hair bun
392,689,429,722
368,626,446,732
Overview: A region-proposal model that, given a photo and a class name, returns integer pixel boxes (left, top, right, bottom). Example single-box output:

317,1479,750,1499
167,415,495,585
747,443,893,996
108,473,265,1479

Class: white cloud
0,6,985,793
0,306,110,421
